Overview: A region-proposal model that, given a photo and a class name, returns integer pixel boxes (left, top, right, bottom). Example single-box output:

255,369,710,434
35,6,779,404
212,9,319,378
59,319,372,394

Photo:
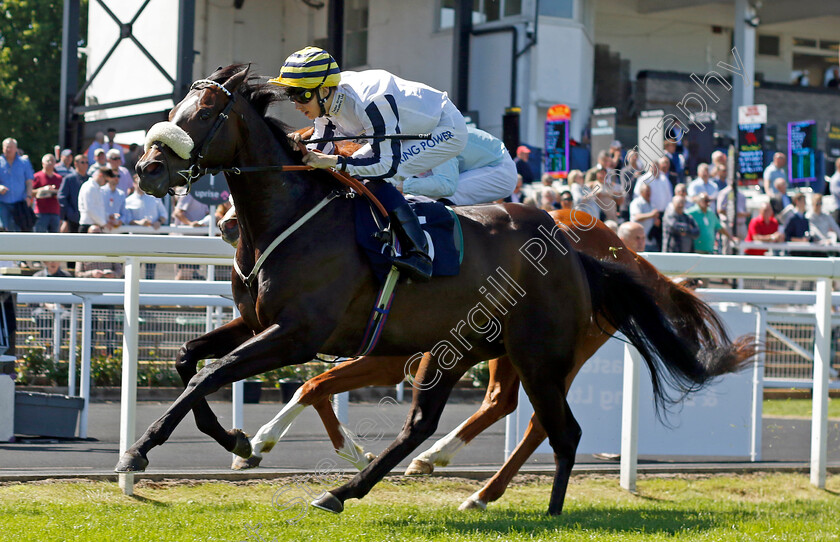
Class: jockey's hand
302,150,339,170
287,132,303,149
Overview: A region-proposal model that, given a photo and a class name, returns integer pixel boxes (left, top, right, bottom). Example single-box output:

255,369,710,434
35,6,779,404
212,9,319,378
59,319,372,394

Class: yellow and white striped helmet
269,46,341,89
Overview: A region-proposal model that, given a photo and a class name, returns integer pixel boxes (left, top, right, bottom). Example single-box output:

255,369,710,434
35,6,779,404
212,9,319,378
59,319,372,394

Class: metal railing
1,235,836,495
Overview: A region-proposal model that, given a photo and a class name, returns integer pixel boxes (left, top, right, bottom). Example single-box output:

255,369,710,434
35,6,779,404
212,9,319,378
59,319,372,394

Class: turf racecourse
0,473,838,541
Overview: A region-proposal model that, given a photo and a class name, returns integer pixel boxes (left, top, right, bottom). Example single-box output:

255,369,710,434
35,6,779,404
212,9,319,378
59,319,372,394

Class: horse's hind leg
406,356,520,475
311,353,471,513
460,413,547,510
234,355,407,470
176,317,254,453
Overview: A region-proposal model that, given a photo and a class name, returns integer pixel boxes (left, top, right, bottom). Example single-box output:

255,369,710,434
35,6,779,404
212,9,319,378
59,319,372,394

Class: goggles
286,87,317,105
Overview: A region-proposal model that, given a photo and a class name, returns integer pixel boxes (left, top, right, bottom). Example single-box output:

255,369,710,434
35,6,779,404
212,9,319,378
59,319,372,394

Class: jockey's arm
313,96,401,181
402,156,459,199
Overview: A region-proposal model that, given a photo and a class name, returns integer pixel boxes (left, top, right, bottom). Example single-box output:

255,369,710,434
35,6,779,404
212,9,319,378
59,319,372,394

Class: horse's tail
577,252,756,416
637,258,758,379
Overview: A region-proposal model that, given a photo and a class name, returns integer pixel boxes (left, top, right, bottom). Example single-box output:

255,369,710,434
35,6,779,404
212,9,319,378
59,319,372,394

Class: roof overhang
637,0,840,24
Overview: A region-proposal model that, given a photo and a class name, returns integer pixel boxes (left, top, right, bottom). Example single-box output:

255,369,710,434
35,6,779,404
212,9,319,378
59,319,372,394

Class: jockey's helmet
269,46,341,103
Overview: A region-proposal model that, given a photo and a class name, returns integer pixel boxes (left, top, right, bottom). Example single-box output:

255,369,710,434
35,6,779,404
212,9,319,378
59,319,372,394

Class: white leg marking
458,490,487,511
412,419,470,467
334,424,373,471
249,388,307,456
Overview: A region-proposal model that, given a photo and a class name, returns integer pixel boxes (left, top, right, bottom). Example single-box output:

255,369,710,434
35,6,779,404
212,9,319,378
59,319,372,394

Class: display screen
737,122,765,184
544,119,569,177
788,120,817,184
827,123,840,159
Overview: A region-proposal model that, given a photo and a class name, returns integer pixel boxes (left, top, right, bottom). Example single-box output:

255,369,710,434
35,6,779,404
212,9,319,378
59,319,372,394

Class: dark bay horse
233,210,756,511
125,64,752,515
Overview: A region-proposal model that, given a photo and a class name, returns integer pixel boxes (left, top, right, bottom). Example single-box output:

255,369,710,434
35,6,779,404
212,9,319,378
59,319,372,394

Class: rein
199,163,389,219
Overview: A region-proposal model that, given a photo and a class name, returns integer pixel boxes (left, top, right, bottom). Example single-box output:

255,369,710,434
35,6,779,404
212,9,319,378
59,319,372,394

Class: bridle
156,76,391,289
163,77,389,218
174,79,238,193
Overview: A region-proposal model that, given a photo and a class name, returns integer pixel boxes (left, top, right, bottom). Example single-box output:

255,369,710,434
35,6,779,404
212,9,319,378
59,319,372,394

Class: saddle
354,196,462,282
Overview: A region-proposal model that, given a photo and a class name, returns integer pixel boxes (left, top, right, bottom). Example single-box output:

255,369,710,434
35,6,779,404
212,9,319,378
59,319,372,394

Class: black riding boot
389,203,433,282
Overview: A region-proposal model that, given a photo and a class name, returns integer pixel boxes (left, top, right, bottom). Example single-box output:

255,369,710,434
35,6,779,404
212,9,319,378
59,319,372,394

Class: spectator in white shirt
633,157,673,213
807,194,840,244
125,176,167,230
763,153,787,195
78,167,112,233
687,163,719,211
629,183,660,251
829,157,840,224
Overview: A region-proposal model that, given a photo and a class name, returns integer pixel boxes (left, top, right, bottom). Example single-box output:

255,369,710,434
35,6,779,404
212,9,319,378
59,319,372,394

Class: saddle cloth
354,196,463,282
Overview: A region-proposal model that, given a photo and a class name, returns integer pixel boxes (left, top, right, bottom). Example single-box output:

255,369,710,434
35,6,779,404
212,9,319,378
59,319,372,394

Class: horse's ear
224,64,251,94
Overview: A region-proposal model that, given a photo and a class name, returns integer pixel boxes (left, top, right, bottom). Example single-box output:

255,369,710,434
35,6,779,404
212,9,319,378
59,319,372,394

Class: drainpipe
469,0,539,109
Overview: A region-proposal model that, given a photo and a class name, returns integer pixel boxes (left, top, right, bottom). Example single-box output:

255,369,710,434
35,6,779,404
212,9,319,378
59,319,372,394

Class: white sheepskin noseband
144,122,195,160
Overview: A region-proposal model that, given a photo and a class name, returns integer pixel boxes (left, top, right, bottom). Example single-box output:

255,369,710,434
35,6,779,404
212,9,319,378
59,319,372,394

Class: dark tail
577,252,756,416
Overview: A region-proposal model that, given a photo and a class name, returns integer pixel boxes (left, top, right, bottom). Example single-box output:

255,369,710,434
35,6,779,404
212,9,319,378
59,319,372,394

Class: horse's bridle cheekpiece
177,79,238,192
142,78,238,196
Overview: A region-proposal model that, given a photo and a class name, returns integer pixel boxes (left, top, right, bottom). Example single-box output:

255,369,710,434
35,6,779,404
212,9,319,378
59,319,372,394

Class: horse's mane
207,64,296,153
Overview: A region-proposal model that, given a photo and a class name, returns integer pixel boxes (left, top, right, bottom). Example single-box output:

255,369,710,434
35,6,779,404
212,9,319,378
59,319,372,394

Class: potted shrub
243,380,262,403
14,344,83,438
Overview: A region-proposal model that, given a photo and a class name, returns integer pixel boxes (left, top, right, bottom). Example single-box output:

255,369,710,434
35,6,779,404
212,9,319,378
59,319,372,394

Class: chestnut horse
234,210,755,513
126,65,752,515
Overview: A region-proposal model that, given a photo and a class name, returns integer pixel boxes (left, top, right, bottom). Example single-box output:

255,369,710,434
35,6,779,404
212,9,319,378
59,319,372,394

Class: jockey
269,46,468,282
403,125,517,205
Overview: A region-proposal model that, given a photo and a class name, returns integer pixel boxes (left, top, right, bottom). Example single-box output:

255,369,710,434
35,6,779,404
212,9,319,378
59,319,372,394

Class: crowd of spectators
0,131,222,280
511,138,840,257
7,128,840,270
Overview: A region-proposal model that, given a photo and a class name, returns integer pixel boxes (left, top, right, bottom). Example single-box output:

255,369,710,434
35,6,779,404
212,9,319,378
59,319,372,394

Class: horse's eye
198,109,212,121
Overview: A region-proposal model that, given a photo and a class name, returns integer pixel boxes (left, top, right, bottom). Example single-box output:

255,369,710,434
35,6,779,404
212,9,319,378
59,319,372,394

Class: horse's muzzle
136,158,170,198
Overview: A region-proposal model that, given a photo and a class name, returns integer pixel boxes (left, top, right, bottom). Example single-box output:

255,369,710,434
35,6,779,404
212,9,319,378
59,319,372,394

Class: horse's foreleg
311,353,469,513
116,324,314,472
406,356,520,475
459,413,547,510
236,355,407,470
176,317,254,452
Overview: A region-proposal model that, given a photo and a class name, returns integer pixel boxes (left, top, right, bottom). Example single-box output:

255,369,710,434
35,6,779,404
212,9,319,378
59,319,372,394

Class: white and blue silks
309,70,468,182
403,126,517,205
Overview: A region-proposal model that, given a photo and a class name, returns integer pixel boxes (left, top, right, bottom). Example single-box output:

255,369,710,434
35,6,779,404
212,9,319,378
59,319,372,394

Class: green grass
763,397,840,419
1,474,838,541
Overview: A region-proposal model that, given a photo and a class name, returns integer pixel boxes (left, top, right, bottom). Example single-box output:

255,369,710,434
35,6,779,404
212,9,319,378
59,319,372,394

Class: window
793,37,817,48
757,35,779,57
344,0,369,68
439,0,522,30
820,39,839,52
539,0,572,18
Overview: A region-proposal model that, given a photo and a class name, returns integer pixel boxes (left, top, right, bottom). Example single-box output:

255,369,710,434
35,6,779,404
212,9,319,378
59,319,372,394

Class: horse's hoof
229,429,252,459
115,451,148,473
404,458,434,476
231,454,262,470
311,492,343,514
458,494,487,511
